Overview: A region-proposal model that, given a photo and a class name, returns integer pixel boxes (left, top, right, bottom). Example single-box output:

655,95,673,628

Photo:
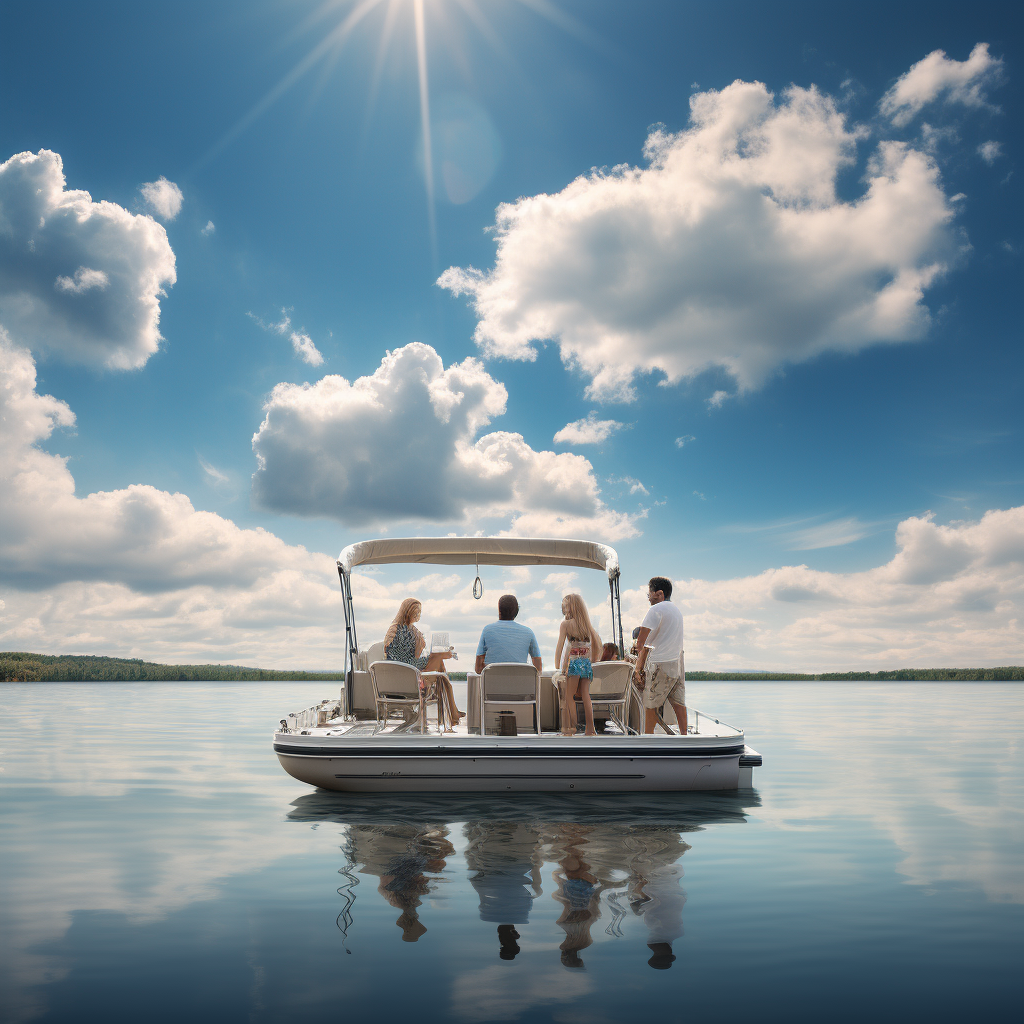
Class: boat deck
282,703,743,745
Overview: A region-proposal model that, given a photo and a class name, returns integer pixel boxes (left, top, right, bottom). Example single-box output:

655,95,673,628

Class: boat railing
281,699,342,732
278,698,741,738
692,708,741,736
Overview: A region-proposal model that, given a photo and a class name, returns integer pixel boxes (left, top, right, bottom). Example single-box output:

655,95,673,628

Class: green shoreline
2,652,1021,683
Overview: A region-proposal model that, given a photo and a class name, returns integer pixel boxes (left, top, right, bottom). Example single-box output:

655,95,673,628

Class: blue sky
0,1,1021,670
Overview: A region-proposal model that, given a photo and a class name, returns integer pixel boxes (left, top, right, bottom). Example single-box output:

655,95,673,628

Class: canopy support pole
608,571,624,658
338,564,359,717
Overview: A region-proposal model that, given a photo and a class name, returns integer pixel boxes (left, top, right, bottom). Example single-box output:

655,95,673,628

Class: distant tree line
2,653,1021,683
686,668,1024,681
0,652,345,682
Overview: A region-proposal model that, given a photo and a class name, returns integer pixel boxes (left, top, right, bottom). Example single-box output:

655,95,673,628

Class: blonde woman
384,598,463,727
554,594,602,736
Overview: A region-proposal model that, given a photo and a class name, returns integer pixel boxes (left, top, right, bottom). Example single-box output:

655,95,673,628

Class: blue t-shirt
476,620,541,664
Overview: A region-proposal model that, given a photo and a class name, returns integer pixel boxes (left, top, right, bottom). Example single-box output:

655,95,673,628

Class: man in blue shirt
475,594,543,674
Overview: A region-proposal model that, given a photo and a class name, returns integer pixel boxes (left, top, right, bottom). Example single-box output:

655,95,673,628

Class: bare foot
585,730,598,736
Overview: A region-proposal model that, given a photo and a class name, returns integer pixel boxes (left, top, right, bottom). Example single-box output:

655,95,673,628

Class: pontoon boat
274,537,762,792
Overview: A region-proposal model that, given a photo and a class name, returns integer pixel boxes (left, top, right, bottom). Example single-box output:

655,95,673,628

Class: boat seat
368,660,440,733
360,642,386,671
479,662,541,735
589,661,634,733
348,642,387,719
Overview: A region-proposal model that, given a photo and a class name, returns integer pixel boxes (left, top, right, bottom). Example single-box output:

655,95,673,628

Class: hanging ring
473,559,483,599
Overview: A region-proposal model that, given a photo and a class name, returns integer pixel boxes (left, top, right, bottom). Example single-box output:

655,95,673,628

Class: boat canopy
335,536,626,709
338,537,620,580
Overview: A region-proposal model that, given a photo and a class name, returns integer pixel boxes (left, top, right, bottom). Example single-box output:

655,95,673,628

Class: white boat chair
348,641,388,719
589,661,634,734
368,661,439,733
362,641,386,667
479,663,541,735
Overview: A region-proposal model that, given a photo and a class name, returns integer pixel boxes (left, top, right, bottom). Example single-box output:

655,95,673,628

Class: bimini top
338,537,619,580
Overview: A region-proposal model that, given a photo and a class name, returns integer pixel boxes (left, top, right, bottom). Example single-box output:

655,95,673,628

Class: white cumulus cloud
620,506,1024,672
201,220,216,236
139,176,183,221
2,335,1020,674
0,149,176,369
553,411,624,445
251,343,639,540
0,333,326,593
439,76,960,400
880,43,1004,127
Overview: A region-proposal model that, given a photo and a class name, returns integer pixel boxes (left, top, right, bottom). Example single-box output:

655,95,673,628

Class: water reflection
548,826,603,969
3,684,1023,1023
287,790,760,828
288,791,758,971
544,823,690,970
465,822,543,959
343,824,455,941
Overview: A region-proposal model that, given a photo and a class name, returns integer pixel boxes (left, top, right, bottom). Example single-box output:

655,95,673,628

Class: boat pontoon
274,537,762,793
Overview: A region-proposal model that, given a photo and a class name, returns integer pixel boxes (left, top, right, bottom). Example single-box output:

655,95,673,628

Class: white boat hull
274,733,761,793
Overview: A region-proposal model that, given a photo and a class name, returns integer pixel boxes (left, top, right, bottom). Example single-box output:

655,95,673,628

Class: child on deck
554,594,602,736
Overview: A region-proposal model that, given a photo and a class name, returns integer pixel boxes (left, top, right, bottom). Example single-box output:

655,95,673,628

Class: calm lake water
1,681,1022,1023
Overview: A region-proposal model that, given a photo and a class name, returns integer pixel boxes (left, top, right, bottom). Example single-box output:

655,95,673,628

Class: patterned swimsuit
565,636,593,680
385,623,429,670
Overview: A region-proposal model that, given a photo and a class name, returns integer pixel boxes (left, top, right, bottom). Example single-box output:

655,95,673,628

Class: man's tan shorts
642,663,685,709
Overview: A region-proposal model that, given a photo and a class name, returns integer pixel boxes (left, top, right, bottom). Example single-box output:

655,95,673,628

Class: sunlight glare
414,0,437,257
194,0,605,260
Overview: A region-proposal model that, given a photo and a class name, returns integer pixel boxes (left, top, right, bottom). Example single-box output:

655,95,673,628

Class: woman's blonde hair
563,593,600,649
384,598,422,649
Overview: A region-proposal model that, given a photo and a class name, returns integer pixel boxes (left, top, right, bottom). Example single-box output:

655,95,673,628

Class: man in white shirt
632,576,687,735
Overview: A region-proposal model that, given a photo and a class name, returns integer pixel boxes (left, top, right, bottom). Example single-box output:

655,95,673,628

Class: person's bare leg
561,679,577,737
579,680,597,736
443,677,463,724
669,701,688,735
644,708,658,734
422,654,462,722
563,677,580,735
561,679,576,735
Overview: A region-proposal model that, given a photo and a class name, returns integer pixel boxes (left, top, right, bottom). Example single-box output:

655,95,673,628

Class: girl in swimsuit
554,593,602,736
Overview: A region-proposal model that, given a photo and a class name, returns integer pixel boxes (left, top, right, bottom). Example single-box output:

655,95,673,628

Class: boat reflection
542,821,691,969
288,790,760,828
288,791,759,968
342,823,455,941
465,821,543,960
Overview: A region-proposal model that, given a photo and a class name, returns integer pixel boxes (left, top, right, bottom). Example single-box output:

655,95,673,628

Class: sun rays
413,0,436,254
195,0,603,260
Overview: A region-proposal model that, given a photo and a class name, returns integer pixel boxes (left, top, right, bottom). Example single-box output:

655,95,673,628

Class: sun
198,0,602,258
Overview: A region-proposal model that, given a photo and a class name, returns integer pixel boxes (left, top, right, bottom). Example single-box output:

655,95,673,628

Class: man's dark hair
649,576,673,600
497,594,520,620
